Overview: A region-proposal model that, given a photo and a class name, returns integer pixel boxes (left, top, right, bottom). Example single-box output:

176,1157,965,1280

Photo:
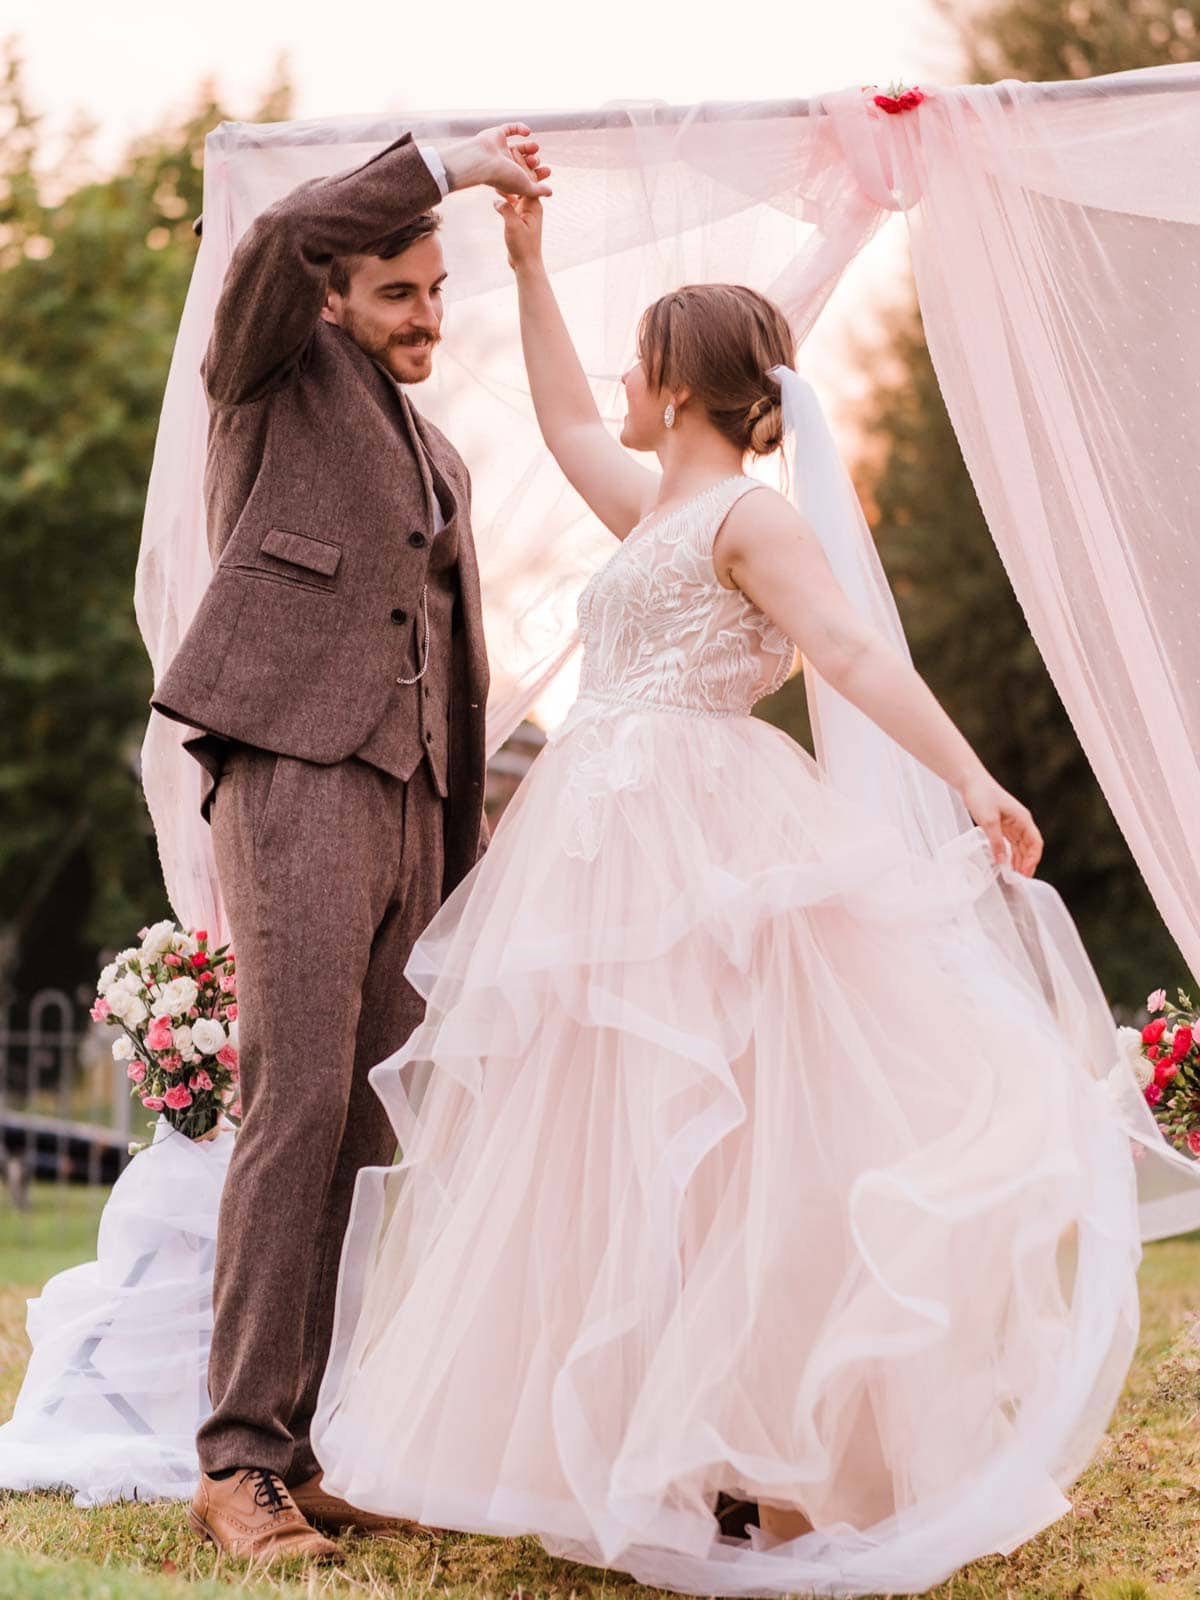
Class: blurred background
0,0,1197,1192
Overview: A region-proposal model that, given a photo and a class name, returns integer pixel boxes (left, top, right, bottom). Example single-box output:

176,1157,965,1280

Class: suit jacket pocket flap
260,528,342,577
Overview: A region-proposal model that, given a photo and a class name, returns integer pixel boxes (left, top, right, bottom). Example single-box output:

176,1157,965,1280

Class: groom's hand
438,123,552,199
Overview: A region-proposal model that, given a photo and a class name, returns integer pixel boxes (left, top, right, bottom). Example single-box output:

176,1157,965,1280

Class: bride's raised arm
495,192,658,540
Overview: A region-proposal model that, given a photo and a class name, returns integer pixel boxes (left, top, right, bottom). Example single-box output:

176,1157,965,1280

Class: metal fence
0,988,130,1198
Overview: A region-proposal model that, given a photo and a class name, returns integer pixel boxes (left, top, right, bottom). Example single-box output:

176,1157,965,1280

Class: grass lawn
1,1183,1199,1599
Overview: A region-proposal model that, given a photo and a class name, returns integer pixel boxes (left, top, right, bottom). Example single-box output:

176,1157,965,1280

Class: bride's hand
494,192,544,271
959,772,1043,876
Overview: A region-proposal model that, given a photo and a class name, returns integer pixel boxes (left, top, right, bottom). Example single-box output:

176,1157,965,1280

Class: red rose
1147,1045,1161,1062
1172,1024,1193,1060
191,953,210,969
1144,1082,1163,1106
1143,1018,1167,1045
194,929,208,944
1155,1061,1179,1088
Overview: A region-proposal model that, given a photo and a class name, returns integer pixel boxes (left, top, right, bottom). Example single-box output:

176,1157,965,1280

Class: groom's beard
342,311,441,381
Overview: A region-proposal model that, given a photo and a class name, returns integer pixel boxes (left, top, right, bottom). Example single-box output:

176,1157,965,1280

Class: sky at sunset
9,0,961,167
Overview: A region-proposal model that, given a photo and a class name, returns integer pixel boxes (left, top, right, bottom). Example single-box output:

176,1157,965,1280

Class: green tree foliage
767,0,1199,1000
937,0,1200,82
0,41,291,1001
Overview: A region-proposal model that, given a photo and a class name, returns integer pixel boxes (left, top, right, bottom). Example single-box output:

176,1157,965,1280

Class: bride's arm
495,193,658,540
715,489,1044,876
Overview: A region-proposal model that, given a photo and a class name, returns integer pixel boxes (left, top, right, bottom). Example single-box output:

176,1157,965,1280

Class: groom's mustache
392,331,440,348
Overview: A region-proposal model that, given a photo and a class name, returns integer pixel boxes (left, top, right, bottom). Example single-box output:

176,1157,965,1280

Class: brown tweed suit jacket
151,134,489,896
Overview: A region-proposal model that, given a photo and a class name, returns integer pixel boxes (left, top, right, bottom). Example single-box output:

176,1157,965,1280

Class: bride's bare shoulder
713,485,811,587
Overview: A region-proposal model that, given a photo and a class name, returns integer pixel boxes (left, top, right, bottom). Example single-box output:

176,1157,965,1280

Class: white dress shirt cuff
417,143,449,199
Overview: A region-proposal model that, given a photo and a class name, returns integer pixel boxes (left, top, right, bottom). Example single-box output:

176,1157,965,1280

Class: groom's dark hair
328,210,443,297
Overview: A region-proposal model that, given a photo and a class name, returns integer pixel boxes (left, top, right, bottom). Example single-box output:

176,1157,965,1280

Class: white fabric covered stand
0,1120,232,1506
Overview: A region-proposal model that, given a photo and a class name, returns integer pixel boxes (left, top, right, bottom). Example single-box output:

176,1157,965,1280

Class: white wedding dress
310,474,1144,1597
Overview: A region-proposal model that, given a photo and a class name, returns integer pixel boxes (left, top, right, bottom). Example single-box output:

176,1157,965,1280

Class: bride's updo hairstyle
636,284,795,458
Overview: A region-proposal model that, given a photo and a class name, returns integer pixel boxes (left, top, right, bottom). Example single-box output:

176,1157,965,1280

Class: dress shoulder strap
697,474,770,551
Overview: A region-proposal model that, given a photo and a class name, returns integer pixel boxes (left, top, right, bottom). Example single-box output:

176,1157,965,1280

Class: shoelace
237,1467,291,1518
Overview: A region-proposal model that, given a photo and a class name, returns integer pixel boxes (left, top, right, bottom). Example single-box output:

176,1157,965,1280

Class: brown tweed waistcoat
150,134,489,896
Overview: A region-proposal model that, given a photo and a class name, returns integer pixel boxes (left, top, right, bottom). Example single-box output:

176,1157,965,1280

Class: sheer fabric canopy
136,65,1200,1227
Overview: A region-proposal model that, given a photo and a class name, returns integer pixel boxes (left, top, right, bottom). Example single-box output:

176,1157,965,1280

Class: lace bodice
571,475,794,720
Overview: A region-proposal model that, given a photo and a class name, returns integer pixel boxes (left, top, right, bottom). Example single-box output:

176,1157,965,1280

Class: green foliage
935,0,1200,82
0,43,291,995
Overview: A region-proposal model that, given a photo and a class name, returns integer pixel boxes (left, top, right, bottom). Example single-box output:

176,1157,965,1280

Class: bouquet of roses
1117,986,1200,1159
90,921,240,1143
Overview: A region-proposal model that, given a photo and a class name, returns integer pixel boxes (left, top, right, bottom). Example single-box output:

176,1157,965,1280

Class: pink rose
164,953,181,967
141,1094,165,1111
225,1002,238,1021
189,1070,213,1092
126,1061,146,1085
230,1099,243,1118
1144,1082,1163,1106
220,973,237,995
157,1050,183,1074
146,1015,174,1052
189,1006,199,1019
164,1084,193,1111
90,998,111,1022
1147,988,1168,1013
1187,1131,1200,1157
216,1045,238,1070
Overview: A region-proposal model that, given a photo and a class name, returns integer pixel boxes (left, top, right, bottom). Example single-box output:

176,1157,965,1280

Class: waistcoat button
408,531,427,548
390,607,407,624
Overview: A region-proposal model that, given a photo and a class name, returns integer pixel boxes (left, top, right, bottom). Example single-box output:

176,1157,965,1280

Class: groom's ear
320,294,341,326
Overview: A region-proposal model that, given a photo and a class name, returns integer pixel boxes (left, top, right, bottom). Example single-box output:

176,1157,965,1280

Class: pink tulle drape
136,64,1200,1004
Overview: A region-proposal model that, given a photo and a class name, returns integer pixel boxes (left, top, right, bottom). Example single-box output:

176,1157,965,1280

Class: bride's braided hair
636,283,793,458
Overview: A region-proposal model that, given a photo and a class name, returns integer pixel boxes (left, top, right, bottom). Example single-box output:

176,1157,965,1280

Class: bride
309,186,1142,1595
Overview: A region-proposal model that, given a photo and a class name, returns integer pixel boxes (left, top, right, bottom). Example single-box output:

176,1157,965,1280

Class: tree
0,40,291,1008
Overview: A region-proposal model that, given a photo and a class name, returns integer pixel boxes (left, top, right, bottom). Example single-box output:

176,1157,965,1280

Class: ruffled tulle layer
0,1119,230,1506
313,706,1146,1596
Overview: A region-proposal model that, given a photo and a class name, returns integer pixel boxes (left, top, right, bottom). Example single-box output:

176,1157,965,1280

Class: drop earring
663,402,676,429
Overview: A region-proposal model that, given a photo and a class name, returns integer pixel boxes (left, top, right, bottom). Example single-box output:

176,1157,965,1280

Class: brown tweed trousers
150,134,489,1483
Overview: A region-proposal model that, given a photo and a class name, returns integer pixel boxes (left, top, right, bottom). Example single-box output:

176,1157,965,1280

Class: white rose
227,1017,239,1050
171,931,197,955
111,1034,134,1062
105,989,134,1024
172,1024,195,1061
98,961,119,992
1116,1025,1152,1089
140,920,177,958
116,947,139,965
191,1018,227,1056
160,977,199,1018
123,996,148,1028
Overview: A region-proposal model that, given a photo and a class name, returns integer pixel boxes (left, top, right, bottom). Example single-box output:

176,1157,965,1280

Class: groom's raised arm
202,132,445,407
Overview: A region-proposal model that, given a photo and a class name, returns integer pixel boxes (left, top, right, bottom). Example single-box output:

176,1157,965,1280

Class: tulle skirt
312,702,1143,1596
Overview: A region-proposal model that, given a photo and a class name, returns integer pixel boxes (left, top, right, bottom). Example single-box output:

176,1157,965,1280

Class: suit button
390,607,407,624
408,531,427,548
425,731,434,744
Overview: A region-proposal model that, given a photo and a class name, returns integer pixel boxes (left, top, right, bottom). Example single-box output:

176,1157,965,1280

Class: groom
151,122,551,1562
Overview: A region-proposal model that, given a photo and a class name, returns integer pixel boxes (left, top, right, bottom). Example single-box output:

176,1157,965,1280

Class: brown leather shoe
188,1467,342,1563
289,1470,410,1536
